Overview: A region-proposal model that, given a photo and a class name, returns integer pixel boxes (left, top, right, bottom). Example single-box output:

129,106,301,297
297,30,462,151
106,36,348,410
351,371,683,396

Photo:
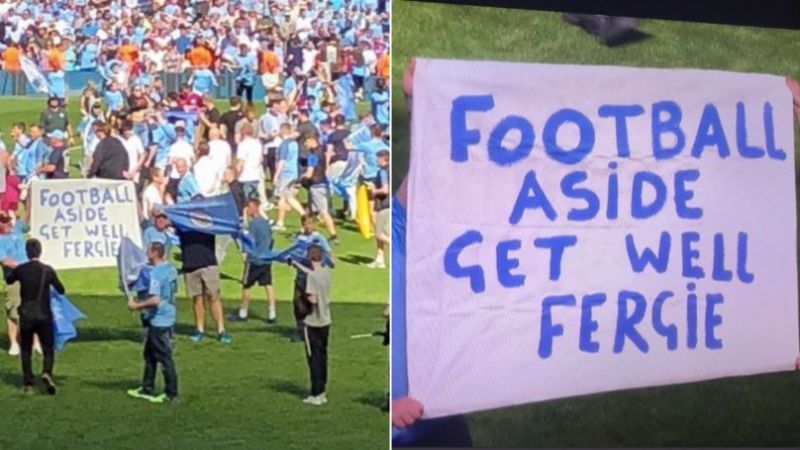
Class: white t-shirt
208,139,232,174
122,135,145,181
142,183,163,221
236,138,262,183
168,139,195,179
193,156,220,197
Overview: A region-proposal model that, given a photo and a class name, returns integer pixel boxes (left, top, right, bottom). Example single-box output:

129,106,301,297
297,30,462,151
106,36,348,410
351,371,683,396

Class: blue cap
48,130,66,140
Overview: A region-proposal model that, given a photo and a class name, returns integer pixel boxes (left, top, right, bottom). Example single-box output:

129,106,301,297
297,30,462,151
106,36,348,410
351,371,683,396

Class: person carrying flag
126,242,179,404
5,238,65,395
176,226,230,344
229,198,277,324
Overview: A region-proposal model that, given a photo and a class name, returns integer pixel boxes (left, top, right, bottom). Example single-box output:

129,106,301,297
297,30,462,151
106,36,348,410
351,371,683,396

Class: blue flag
51,288,85,351
163,193,254,252
164,111,198,142
335,74,357,122
117,235,148,297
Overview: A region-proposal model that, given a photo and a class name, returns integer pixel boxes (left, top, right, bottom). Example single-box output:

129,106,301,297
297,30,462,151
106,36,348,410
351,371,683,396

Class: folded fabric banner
51,288,85,351
163,193,254,252
20,55,50,94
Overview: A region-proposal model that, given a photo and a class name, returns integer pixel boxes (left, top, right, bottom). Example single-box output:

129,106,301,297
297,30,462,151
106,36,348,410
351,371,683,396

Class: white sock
238,308,248,319
375,250,385,264
268,305,276,320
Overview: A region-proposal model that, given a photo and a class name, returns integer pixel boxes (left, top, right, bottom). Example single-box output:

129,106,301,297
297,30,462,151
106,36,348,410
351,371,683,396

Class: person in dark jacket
4,238,65,395
88,122,128,180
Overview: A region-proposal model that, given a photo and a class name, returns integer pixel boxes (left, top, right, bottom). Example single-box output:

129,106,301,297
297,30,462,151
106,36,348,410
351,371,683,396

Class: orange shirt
187,46,213,69
118,44,140,63
259,50,279,74
45,48,65,72
3,46,21,72
376,53,390,79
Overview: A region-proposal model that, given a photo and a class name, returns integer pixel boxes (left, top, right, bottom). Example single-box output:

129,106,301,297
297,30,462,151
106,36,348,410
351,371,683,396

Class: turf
392,2,800,447
0,98,389,449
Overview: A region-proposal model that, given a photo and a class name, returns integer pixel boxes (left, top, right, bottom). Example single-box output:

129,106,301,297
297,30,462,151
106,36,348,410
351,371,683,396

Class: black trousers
20,319,55,386
304,325,330,396
293,280,308,341
236,82,254,104
142,326,178,398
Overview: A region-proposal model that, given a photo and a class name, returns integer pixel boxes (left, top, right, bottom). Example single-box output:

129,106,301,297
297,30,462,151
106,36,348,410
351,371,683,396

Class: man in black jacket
4,239,65,395
88,122,128,180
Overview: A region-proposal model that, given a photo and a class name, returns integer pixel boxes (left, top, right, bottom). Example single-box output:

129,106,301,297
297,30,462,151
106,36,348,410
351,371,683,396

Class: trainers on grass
8,342,19,356
189,330,205,343
365,260,386,269
127,387,155,400
218,331,232,344
302,395,324,406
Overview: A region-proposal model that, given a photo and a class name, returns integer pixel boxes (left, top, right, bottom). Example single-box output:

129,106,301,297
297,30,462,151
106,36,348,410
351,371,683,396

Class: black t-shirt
89,136,128,180
176,229,217,272
204,107,221,140
308,146,327,185
220,109,244,149
374,167,389,212
8,261,65,323
327,128,349,164
47,146,68,179
296,119,317,159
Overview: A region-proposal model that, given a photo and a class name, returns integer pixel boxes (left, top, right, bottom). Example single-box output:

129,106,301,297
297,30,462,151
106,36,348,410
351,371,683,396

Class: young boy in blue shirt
126,242,179,404
229,198,277,323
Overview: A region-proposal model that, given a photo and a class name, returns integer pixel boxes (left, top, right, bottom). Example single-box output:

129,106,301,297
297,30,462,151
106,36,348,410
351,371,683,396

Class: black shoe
290,334,305,343
22,385,34,395
227,312,247,322
266,317,277,325
41,374,57,395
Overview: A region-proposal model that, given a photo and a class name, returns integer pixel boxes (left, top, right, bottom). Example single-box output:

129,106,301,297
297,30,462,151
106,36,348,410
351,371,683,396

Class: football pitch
392,2,800,447
0,97,390,449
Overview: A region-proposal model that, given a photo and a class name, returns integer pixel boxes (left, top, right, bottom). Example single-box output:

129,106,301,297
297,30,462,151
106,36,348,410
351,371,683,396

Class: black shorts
243,262,272,288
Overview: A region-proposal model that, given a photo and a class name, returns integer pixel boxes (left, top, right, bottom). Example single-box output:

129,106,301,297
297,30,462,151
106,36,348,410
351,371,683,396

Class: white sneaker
318,392,328,404
34,343,42,355
273,223,286,231
365,260,386,269
302,395,324,406
262,202,275,212
8,343,19,356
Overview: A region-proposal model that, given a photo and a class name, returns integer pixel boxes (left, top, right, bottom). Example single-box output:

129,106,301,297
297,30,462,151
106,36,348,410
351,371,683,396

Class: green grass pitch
0,97,389,449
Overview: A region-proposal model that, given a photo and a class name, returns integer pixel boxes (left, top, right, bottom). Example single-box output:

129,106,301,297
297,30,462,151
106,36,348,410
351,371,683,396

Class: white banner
30,179,142,270
406,59,799,418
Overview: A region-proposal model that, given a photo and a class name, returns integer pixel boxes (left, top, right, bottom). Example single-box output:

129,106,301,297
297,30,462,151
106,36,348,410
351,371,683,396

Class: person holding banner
126,241,180,404
229,198,277,323
88,123,128,180
176,228,231,344
6,238,65,395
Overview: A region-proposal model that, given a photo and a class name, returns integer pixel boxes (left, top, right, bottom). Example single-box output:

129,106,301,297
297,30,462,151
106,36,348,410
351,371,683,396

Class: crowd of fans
0,0,391,405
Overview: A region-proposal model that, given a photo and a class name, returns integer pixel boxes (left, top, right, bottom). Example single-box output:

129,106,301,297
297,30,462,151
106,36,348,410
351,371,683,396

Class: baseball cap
48,129,66,140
